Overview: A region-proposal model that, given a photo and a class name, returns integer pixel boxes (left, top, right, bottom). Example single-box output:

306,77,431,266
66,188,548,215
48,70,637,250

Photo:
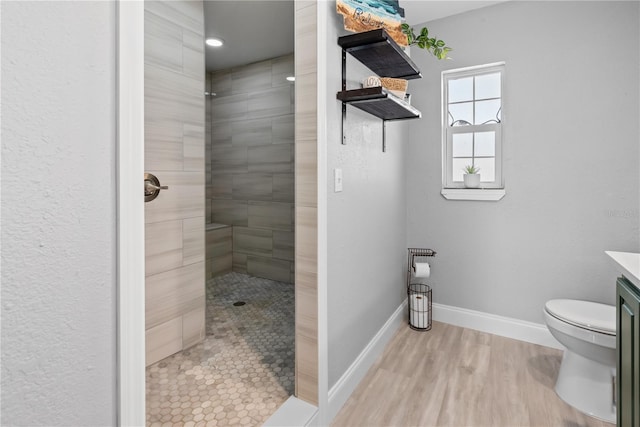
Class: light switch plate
334,168,343,192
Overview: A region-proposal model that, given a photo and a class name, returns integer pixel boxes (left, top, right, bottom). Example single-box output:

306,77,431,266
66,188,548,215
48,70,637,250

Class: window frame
442,62,505,190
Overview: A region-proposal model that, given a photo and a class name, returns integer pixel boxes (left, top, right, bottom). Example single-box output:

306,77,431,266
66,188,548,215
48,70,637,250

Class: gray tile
182,28,203,53
211,145,247,174
232,173,273,201
233,252,247,274
232,118,272,146
205,198,212,223
182,45,204,80
211,93,248,122
295,141,317,207
248,201,293,231
205,135,212,184
248,143,293,173
211,199,248,226
145,220,183,276
145,0,203,35
211,122,232,146
273,173,294,203
247,86,293,119
144,0,206,376
182,306,205,350
247,256,292,283
145,63,203,110
206,226,232,258
183,217,205,266
145,317,182,366
272,114,294,144
273,230,294,261
144,10,183,73
210,173,233,200
207,254,233,278
144,171,204,224
145,261,205,329
233,226,273,257
145,122,184,171
232,59,272,94
183,123,204,171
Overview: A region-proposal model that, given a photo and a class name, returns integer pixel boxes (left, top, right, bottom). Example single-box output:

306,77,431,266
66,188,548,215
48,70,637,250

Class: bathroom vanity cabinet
617,276,640,427
607,251,640,427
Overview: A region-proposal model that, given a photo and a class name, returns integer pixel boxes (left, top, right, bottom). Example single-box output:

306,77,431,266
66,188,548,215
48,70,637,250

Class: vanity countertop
606,251,640,290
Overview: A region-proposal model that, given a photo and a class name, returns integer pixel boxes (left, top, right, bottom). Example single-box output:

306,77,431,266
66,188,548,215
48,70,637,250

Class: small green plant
463,165,480,174
401,24,452,60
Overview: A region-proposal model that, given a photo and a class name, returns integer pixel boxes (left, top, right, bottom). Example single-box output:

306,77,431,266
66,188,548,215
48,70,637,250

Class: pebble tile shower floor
146,272,295,426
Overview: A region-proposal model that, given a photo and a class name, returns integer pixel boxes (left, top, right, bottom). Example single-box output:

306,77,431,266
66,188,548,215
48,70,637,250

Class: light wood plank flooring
332,321,614,427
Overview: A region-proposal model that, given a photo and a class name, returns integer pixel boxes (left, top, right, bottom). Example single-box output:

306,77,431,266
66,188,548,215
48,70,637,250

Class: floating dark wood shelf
337,29,422,80
337,87,421,121
337,29,423,151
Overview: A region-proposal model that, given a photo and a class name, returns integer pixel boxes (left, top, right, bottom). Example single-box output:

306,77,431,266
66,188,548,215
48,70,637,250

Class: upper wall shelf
337,29,422,80
338,28,423,152
337,87,421,121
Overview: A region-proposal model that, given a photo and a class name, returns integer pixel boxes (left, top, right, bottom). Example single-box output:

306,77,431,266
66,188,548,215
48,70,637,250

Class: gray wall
325,2,409,388
207,55,296,283
1,1,117,425
406,1,640,324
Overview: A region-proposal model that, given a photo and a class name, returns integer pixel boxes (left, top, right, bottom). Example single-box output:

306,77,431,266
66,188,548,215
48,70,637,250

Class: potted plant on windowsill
463,165,481,188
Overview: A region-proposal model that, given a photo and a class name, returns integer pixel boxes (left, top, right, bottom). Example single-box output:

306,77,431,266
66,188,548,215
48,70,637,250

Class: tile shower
205,54,295,283
147,54,297,426
146,273,294,426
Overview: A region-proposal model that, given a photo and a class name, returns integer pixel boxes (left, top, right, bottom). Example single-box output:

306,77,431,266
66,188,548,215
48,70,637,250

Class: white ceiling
203,0,506,72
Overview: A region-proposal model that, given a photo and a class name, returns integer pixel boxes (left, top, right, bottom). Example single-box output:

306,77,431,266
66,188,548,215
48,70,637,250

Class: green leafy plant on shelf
463,165,480,174
401,24,452,60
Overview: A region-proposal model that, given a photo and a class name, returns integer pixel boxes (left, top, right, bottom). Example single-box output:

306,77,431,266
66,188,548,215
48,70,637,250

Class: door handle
144,181,168,191
144,173,169,202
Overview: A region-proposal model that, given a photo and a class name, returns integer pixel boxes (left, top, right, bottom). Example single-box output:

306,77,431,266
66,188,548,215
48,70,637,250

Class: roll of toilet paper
409,294,429,329
413,262,430,278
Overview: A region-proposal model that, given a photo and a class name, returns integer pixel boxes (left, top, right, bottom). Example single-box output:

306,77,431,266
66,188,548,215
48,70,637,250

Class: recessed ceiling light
286,76,295,82
206,38,224,47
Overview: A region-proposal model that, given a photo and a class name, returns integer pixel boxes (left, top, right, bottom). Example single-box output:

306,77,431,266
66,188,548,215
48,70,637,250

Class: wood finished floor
332,321,614,427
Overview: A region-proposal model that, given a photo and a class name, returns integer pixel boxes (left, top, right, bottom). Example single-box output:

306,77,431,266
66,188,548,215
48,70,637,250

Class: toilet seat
545,299,615,335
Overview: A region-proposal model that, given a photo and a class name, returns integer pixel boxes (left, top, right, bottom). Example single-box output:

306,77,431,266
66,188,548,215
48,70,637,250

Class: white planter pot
463,173,481,188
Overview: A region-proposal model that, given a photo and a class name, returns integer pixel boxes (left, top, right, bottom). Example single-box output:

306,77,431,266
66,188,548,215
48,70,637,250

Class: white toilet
543,299,616,423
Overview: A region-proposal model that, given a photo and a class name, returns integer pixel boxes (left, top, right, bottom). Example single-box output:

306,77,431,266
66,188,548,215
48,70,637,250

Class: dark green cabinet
617,276,640,427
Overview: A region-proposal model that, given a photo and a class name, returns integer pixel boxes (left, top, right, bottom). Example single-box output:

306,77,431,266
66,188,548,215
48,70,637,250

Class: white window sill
441,188,506,201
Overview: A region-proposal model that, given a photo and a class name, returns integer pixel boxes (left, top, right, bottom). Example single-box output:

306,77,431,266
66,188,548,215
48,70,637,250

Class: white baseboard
432,302,563,350
326,300,408,423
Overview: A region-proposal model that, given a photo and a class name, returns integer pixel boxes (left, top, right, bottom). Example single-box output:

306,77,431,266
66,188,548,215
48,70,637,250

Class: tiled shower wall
205,54,295,284
294,1,318,404
144,0,206,366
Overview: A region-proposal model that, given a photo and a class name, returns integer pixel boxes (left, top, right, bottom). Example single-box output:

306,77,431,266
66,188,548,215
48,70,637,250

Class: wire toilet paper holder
407,248,436,331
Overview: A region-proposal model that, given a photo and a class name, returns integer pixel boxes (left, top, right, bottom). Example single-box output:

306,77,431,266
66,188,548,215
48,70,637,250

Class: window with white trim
442,63,505,190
